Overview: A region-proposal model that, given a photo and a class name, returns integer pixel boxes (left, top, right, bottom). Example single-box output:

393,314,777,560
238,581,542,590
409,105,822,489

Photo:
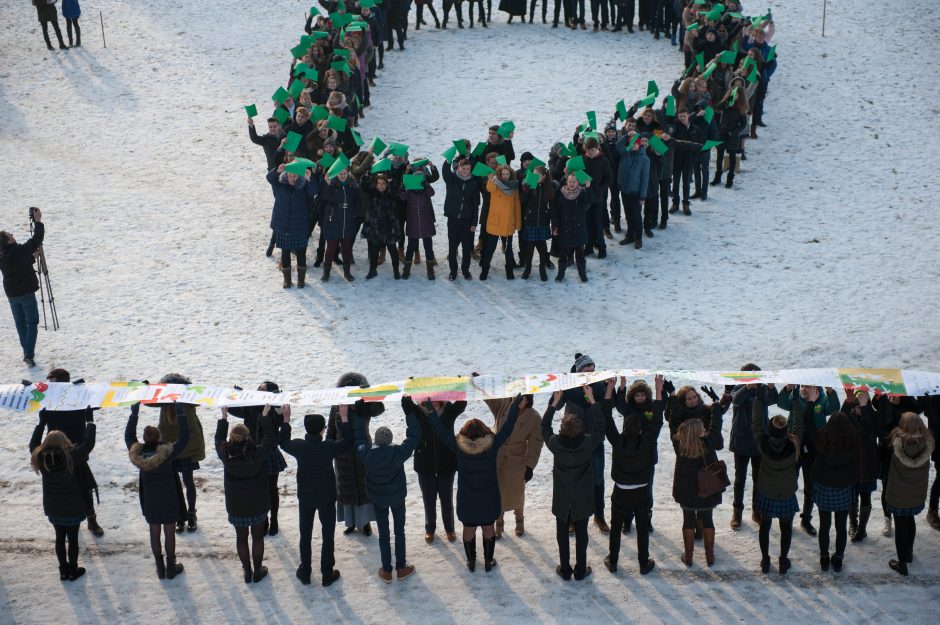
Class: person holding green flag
711,82,749,189
552,173,591,283
317,165,361,282
399,162,440,280
442,157,482,280
481,165,522,281
267,161,318,288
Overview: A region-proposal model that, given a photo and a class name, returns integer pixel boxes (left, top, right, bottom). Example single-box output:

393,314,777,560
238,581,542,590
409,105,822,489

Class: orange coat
485,179,522,236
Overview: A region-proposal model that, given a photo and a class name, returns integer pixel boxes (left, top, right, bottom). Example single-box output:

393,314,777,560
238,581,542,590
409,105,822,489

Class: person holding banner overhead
156,373,206,534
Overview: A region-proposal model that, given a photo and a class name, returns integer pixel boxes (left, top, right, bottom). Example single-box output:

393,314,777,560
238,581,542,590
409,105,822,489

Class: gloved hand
662,379,675,395
73,378,85,385
131,402,140,417
401,396,415,413
700,386,720,402
524,466,534,483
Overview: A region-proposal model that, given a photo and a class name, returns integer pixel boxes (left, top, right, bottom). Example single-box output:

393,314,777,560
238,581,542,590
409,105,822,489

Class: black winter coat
318,178,361,241
327,401,385,506
583,153,613,202
226,405,287,474
30,420,96,520
520,179,555,230
42,407,99,497
543,403,607,521
249,126,282,170
614,391,665,464
126,409,190,524
552,188,591,248
729,385,778,458
359,176,403,245
428,402,519,526
280,421,353,507
671,408,725,510
606,401,662,486
717,106,747,152
215,416,278,519
0,221,43,298
413,402,465,475
442,161,482,224
844,400,882,483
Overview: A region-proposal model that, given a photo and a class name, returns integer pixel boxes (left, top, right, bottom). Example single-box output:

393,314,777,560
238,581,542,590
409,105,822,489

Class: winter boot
681,529,695,566
343,267,355,281
554,258,567,282
539,262,548,281
710,172,722,186
427,263,435,280
282,268,292,288
377,247,386,265
730,507,742,530
483,536,497,571
392,259,401,280
881,515,893,537
725,171,735,188
682,202,692,216
852,506,872,542
669,202,679,214
463,538,477,572
87,515,104,537
296,267,306,288
576,258,588,283
321,265,331,282
703,528,715,566
366,265,378,280
187,510,197,532
849,502,859,538
495,516,504,539
155,556,166,579
927,507,940,530
242,565,253,584
67,563,86,581
505,263,515,280
402,262,412,279
514,515,525,537
413,249,422,265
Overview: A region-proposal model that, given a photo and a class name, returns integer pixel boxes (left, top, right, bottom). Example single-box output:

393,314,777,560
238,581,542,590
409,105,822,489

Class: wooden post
822,0,827,37
100,11,107,48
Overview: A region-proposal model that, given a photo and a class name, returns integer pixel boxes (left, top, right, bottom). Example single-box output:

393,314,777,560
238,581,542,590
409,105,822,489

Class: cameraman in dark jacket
0,207,44,367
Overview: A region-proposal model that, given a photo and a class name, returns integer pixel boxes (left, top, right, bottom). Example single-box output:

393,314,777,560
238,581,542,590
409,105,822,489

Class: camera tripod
29,208,59,331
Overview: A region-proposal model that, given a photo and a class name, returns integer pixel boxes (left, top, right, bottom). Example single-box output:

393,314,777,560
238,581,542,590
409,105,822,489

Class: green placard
311,105,330,122
701,140,723,151
326,115,347,132
333,49,351,59
687,22,700,32
471,142,487,157
718,50,737,65
331,60,350,75
615,99,628,121
310,30,330,39
326,154,350,179
351,129,364,147
566,155,585,172
695,52,705,69
411,158,429,169
402,174,425,191
648,136,669,156
703,106,715,124
586,111,597,130
472,162,494,177
665,95,676,117
288,79,305,99
573,170,592,185
524,170,540,188
702,62,718,80
388,142,409,157
628,134,640,149
747,67,760,83
284,158,314,175
647,80,659,97
293,62,310,77
244,104,258,117
290,44,308,59
310,7,321,16
284,131,302,153
497,121,515,138
272,86,290,104
636,94,656,108
766,45,777,62
495,155,507,166
442,146,458,162
527,157,546,171
319,152,337,169
273,107,290,124
369,136,387,154
371,158,392,173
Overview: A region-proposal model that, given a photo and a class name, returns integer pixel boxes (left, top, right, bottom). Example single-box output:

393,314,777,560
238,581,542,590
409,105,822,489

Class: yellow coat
485,179,522,236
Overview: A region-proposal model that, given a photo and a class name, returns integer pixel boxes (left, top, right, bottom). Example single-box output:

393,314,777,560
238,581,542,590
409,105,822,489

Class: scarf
494,178,519,194
560,185,581,201
455,170,473,182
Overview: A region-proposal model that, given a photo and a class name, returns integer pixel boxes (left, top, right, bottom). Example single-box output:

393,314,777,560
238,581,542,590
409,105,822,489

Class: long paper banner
2,368,938,414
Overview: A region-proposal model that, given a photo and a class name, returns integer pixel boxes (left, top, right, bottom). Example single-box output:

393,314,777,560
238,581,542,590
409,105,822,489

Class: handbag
697,455,730,498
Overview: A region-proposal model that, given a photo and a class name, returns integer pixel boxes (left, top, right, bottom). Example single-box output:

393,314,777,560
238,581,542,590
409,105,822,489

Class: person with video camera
0,207,44,367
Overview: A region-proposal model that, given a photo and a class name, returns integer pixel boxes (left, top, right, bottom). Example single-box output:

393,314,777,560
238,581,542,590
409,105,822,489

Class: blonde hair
31,430,74,474
229,424,250,445
674,419,706,458
891,412,931,444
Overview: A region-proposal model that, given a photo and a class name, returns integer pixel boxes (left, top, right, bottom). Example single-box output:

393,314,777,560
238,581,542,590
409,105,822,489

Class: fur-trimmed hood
456,433,494,456
892,436,934,469
337,371,368,388
129,442,174,471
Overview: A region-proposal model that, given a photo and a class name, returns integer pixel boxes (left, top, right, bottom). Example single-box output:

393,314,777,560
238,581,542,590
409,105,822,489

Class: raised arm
493,396,522,450
214,410,229,462
398,409,421,461
71,422,97,464
124,403,141,450
169,404,191,459
541,396,559,448
423,398,457,452
29,412,47,454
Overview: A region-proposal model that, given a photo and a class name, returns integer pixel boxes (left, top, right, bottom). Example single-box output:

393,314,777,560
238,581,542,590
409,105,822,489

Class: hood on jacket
128,442,174,471
892,436,934,469
456,433,494,456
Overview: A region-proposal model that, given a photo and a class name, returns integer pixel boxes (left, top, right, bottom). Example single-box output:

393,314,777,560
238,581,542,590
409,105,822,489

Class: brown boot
87,515,104,537
377,247,386,266
282,268,292,288
495,516,504,539
514,512,525,537
750,125,758,139
414,249,422,265
681,529,695,566
703,528,715,566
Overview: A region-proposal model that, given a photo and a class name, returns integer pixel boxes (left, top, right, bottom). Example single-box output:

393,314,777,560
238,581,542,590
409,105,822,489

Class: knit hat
520,151,534,163
374,426,393,446
573,353,595,372
305,414,326,436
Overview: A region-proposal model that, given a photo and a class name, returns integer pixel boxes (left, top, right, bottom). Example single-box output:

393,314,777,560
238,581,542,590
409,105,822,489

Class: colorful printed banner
1,368,938,414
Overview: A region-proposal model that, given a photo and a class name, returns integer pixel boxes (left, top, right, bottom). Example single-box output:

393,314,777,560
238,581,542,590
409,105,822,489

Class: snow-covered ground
1,0,939,623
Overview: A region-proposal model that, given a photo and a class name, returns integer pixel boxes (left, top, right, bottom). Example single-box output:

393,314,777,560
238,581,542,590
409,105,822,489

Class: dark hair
741,363,761,372
459,418,493,440
47,368,70,382
0,231,11,247
584,137,599,150
266,117,278,124
560,414,583,439
623,414,642,438
815,411,861,455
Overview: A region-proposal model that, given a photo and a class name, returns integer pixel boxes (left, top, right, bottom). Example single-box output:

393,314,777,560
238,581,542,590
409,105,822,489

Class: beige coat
488,398,543,512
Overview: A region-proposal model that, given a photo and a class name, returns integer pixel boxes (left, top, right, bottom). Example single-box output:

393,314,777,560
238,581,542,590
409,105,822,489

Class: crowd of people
248,0,777,286
28,361,940,586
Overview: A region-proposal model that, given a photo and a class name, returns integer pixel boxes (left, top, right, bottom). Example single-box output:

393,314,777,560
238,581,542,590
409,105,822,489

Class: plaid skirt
855,481,877,495
48,514,86,526
275,231,309,251
174,457,201,472
755,492,799,519
520,225,551,241
887,504,924,517
813,483,854,512
229,513,268,528
265,449,288,476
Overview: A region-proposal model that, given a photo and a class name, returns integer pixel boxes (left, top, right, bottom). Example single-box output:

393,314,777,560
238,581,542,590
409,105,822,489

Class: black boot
282,268,292,288
87,514,104,537
849,502,859,538
427,262,436,280
266,235,275,257
187,510,197,533
402,262,412,279
483,536,497,572
296,267,306,288
576,258,588,283
725,172,735,188
313,249,324,267
155,556,166,579
505,263,515,280
539,262,548,282
67,563,86,581
366,259,378,279
392,260,401,280
343,266,355,281
852,506,872,542
710,172,722,186
682,202,692,216
321,264,331,282
464,538,477,572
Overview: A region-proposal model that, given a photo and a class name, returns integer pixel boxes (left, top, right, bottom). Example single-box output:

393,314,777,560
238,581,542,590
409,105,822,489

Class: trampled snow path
1,0,939,623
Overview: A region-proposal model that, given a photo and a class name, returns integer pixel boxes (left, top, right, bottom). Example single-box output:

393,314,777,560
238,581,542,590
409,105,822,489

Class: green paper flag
687,22,700,32
453,140,469,156
635,94,656,109
701,140,723,151
695,52,705,70
326,115,347,132
616,99,628,121
718,50,738,65
576,122,588,134
388,142,409,157
311,105,330,122
496,155,507,166
497,121,515,139
332,49,351,60
586,111,597,130
728,11,744,19
766,45,777,62
411,158,429,169
742,56,756,72
293,62,310,77
326,154,350,179
566,155,585,172
284,131,303,153
272,86,290,104
300,35,316,47
301,68,318,82
666,95,676,117
310,7,321,16
561,142,579,158
471,142,487,158
371,158,392,173
702,62,718,80
628,134,640,149
648,136,669,156
319,152,337,170
288,79,305,99
573,170,592,185
273,107,290,125
647,80,659,97
441,146,458,163
472,163,494,177
524,170,540,189
527,157,546,171
583,131,600,142
747,67,760,83
728,87,738,106
402,174,425,191
310,30,330,39
351,129,364,147
244,104,258,118
330,13,353,29
703,106,715,124
369,136,387,154
360,0,376,7
331,60,350,75
284,158,315,175
291,44,309,59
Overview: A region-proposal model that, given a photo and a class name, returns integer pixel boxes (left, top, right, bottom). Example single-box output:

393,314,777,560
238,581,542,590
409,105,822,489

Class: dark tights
41,20,66,48
758,514,793,558
180,468,197,513
324,238,353,272
268,475,280,523
556,516,589,576
66,18,80,45
818,510,848,556
149,523,176,561
54,524,79,568
235,523,266,572
893,514,916,562
681,509,714,529
280,247,307,268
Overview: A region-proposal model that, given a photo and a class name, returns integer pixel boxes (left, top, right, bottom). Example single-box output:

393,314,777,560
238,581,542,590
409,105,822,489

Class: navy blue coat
429,402,519,526
318,177,361,240
215,417,278,518
30,420,96,520
442,161,482,224
614,138,650,198
552,188,591,248
730,385,778,458
355,412,419,507
267,168,317,240
125,407,190,524
280,421,352,507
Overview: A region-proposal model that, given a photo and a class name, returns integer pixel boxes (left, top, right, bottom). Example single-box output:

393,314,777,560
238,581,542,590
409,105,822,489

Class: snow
1,0,939,623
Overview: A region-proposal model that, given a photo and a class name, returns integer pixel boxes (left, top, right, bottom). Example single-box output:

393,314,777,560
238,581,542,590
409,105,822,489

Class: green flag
747,67,760,83
628,134,640,149
411,158,429,169
371,158,392,173
573,170,592,185
527,157,546,171
310,6,321,16
284,158,315,175
616,99,628,121
293,62,310,77
524,170,540,188
442,146,458,162
702,62,718,80
666,95,676,117
766,45,777,62
718,50,737,65
687,22,700,32
696,52,705,69
388,142,409,157
310,30,330,39
273,107,290,124
331,60,350,75
703,106,715,124
496,155,507,166
326,115,347,132
586,111,597,130
291,44,308,59
284,131,303,153
566,155,585,172
647,80,659,97
402,174,425,191
288,79,305,99
332,49,351,60
701,140,723,151
244,104,258,117
472,162,494,177
636,94,657,109
497,121,515,138
319,152,337,170
471,142,487,158
453,140,469,156
369,136,387,154
648,136,669,156
351,129,364,147
310,105,329,122
728,87,738,106
272,86,290,104
326,154,350,179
